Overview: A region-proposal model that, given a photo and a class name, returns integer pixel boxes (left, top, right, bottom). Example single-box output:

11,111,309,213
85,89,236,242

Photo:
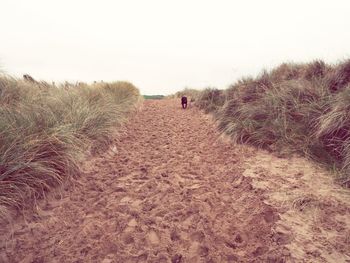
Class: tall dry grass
0,76,140,220
196,88,226,114
195,59,350,185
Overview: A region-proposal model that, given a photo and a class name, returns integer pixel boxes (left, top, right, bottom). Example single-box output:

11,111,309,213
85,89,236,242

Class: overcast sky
1,0,350,95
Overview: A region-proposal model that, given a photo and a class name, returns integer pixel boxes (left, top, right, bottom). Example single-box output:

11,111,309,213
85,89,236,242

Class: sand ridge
0,99,349,262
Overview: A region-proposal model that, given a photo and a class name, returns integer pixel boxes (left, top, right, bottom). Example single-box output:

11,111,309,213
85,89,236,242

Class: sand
0,99,349,262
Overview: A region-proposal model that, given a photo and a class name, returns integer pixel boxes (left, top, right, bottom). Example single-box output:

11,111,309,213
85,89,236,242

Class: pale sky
1,0,350,95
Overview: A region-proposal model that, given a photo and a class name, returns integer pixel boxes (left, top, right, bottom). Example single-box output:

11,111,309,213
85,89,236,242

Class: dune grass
0,76,140,220
195,88,226,114
194,59,350,185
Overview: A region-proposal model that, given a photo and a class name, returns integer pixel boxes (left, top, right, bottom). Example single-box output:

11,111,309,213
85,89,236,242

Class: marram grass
0,77,140,220
193,59,350,185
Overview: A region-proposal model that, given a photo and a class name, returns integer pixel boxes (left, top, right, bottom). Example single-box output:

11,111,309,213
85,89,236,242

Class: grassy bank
0,76,140,220
193,60,350,185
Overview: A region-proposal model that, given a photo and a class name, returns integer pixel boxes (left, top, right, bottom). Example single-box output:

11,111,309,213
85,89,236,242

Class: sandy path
0,99,349,262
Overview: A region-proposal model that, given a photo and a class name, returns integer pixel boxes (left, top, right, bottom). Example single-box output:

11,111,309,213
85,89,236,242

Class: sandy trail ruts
0,99,349,263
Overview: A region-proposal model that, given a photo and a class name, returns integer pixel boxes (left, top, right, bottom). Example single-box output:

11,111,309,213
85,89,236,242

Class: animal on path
181,96,187,109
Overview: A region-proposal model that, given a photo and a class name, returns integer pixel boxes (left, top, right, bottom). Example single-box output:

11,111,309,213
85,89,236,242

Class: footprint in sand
148,230,160,245
128,218,137,227
123,218,138,233
120,196,132,204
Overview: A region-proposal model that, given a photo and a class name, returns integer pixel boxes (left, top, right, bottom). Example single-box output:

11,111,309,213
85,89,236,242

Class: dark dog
181,96,187,109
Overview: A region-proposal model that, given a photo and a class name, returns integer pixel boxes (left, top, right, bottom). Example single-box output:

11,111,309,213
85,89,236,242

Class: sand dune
0,99,349,262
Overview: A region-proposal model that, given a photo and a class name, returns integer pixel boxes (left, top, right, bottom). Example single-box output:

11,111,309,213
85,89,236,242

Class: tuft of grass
195,88,226,114
0,76,140,220
195,59,350,183
292,194,320,212
326,60,350,92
